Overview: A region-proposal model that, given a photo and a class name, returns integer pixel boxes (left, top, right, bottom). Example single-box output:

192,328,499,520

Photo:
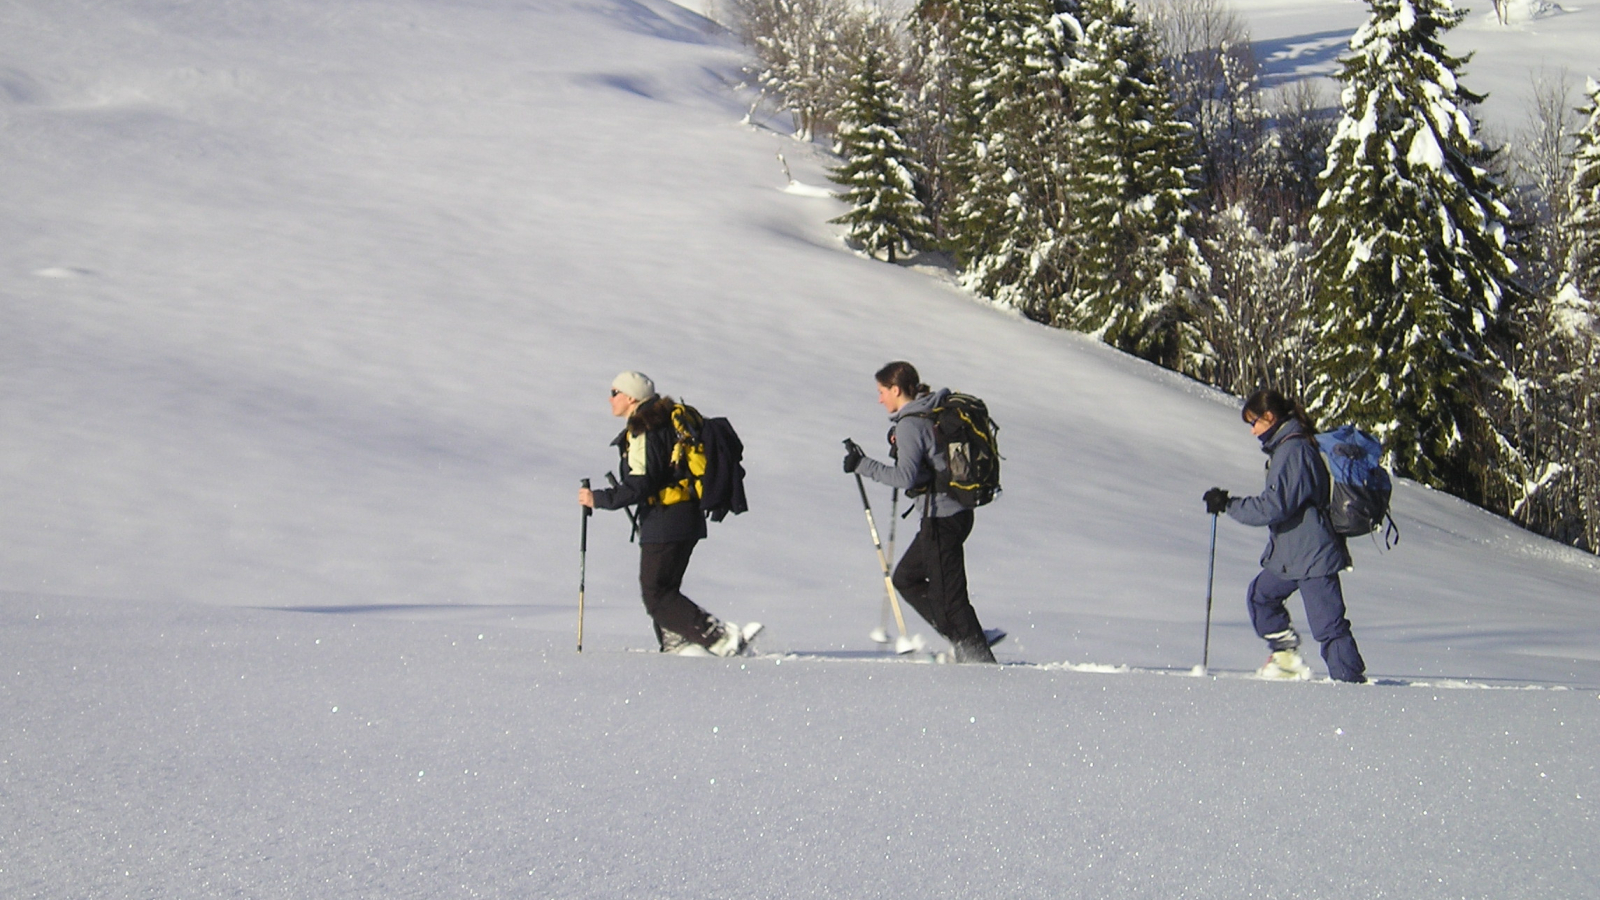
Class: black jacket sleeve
591,428,670,510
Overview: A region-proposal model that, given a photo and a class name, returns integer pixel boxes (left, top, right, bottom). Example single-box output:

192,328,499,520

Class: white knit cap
610,371,656,402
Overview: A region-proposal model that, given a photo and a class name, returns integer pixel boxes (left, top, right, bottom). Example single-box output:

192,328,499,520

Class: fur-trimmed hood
625,395,677,437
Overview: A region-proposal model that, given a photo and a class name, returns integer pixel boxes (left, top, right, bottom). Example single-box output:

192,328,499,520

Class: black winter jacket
590,398,708,544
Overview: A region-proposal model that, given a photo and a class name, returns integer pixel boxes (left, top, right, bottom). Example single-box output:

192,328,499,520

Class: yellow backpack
653,404,708,507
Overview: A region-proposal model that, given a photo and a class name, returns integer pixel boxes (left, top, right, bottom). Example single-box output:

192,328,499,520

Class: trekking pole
853,469,913,652
1200,512,1218,674
887,489,899,560
578,478,591,653
877,488,898,640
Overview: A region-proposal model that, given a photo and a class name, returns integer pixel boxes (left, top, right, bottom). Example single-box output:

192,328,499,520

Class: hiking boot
952,635,997,664
658,629,690,654
1257,649,1312,680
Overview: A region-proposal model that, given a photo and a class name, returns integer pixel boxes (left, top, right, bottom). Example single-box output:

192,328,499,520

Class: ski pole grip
581,478,592,518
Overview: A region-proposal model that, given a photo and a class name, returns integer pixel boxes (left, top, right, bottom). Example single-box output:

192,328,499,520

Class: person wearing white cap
578,372,755,656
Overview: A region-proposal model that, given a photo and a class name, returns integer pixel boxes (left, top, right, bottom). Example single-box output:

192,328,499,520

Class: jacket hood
1260,416,1306,453
892,388,950,421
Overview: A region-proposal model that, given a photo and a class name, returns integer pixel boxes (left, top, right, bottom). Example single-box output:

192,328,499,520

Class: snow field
5,597,1598,898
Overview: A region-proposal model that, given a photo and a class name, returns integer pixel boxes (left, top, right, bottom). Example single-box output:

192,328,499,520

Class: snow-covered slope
1242,0,1599,136
2,1,1598,897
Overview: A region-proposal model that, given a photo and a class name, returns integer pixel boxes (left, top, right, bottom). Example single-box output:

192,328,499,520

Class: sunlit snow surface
2,0,1599,897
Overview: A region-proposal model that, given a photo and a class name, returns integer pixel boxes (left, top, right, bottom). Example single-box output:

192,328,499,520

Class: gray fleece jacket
856,389,966,519
1226,418,1351,579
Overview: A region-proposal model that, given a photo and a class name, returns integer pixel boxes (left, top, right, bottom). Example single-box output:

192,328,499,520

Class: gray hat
610,371,657,402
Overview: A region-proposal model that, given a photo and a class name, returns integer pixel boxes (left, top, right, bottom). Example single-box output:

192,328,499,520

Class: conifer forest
732,0,1600,554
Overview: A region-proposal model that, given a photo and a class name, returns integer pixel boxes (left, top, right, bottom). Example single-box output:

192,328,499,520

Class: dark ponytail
875,361,930,398
1242,389,1316,435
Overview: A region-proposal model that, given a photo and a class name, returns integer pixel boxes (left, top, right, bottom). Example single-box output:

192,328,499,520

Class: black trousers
892,510,984,644
638,539,718,649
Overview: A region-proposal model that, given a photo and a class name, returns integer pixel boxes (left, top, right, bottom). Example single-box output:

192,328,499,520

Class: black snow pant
639,539,719,650
892,509,985,647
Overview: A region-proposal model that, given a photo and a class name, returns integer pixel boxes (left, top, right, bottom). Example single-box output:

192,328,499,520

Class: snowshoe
1257,649,1311,681
871,627,925,655
708,621,763,657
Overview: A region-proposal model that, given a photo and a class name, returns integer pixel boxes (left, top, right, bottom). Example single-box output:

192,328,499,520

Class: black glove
842,438,865,474
1203,487,1230,515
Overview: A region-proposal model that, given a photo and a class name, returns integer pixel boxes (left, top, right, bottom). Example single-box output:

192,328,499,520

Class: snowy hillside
2,0,1598,897
1236,0,1600,136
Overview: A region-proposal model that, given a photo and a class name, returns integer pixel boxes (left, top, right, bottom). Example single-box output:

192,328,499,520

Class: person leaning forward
578,371,754,657
844,361,996,663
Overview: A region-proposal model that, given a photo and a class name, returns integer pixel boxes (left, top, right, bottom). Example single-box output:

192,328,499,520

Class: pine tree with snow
828,46,934,263
1541,77,1600,550
940,0,1072,301
1060,0,1210,374
945,0,1080,319
1565,78,1600,308
1200,205,1317,397
904,0,966,241
1306,0,1525,506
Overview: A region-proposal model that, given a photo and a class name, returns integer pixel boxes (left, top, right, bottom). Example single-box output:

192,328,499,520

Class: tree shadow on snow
590,0,727,46
260,603,567,616
1252,29,1353,89
571,72,664,101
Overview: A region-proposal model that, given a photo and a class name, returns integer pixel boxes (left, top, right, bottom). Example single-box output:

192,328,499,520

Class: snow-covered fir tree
1060,0,1210,374
944,0,1038,261
941,0,1080,320
948,0,1081,318
828,46,934,263
1566,78,1600,308
1307,0,1525,506
1542,76,1600,550
904,0,965,241
1200,205,1316,397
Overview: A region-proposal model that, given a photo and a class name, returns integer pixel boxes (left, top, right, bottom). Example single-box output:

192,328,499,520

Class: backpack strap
1277,431,1332,515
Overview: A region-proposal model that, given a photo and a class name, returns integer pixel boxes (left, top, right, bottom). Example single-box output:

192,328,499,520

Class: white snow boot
1257,649,1312,680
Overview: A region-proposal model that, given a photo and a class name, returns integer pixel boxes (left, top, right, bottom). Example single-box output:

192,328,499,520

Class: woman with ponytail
843,361,996,663
1203,389,1367,682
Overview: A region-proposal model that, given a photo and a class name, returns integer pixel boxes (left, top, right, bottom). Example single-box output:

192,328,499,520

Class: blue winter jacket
1225,418,1350,579
856,389,965,519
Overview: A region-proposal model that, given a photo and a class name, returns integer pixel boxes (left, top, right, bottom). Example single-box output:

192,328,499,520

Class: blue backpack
1314,425,1398,546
